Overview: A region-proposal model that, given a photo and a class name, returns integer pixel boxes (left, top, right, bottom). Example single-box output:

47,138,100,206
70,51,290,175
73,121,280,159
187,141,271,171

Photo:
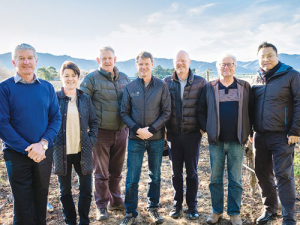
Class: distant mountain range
1,52,300,77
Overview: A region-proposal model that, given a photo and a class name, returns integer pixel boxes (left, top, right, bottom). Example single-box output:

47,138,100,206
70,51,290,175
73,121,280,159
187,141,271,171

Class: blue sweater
0,77,61,154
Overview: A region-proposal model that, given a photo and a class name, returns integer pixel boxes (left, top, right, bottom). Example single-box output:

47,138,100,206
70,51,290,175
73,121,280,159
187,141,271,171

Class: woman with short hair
53,61,97,225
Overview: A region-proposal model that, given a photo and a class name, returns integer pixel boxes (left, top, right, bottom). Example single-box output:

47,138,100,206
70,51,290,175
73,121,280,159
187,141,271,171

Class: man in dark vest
164,50,206,220
80,46,130,220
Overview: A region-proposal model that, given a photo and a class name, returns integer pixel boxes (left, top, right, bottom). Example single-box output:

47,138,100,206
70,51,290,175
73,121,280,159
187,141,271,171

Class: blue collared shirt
14,73,40,84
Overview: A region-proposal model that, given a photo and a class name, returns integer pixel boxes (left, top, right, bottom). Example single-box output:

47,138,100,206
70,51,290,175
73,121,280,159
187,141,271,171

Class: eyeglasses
219,63,235,68
259,54,276,60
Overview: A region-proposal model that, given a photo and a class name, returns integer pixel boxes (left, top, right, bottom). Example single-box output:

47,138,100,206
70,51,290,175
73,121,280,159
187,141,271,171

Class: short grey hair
136,51,153,63
12,43,37,60
216,53,237,68
100,46,115,57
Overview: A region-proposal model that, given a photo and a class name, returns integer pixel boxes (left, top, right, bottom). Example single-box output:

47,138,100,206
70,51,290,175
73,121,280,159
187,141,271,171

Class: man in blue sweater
0,43,61,224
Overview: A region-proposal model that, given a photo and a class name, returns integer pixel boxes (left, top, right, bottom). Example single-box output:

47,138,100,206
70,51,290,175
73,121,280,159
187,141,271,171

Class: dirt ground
0,137,299,225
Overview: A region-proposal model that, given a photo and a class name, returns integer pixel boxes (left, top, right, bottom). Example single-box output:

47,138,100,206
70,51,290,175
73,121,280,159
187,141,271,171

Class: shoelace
150,210,161,219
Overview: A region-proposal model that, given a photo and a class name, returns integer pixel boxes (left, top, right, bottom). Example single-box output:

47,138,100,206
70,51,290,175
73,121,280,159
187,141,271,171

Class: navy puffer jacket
53,88,98,175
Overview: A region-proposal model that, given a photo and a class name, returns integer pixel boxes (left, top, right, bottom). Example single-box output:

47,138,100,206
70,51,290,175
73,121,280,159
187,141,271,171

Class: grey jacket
80,67,130,130
198,78,253,145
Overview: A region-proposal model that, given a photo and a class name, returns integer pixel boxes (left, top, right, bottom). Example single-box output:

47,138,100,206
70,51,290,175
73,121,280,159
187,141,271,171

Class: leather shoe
256,211,277,224
188,206,199,220
169,206,182,219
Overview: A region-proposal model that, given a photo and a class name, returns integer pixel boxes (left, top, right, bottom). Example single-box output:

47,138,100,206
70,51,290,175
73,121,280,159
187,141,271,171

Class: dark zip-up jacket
165,69,206,134
251,63,300,136
53,88,98,176
198,78,253,145
120,76,171,140
80,67,130,130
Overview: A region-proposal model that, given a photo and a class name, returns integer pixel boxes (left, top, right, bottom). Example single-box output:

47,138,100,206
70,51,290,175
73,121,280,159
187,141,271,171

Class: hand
288,135,299,145
136,127,153,140
200,129,204,135
25,143,46,163
249,136,253,143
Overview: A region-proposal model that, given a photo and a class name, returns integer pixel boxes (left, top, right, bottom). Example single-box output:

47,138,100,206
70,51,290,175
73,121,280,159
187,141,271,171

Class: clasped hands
25,143,46,163
136,127,153,140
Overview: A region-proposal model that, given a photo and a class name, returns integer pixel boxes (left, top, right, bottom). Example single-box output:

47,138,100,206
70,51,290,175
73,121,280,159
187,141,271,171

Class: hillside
1,52,300,77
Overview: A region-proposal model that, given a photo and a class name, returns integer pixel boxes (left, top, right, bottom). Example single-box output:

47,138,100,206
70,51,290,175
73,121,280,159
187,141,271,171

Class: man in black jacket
80,46,130,220
120,51,171,225
199,54,253,225
251,42,300,225
164,51,206,220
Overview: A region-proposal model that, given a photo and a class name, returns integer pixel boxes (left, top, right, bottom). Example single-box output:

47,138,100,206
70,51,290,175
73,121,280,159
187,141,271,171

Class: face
217,57,236,79
136,57,153,79
174,51,191,79
257,47,279,71
12,49,38,78
61,69,79,91
97,50,116,73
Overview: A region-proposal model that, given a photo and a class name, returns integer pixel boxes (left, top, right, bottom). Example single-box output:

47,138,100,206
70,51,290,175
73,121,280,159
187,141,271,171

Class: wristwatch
39,140,48,151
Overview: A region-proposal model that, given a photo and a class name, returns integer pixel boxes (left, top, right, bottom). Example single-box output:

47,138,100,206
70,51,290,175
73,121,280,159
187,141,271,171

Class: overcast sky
1,0,300,62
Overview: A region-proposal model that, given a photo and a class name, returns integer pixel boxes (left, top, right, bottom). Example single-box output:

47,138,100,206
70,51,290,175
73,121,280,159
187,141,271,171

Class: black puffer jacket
120,76,171,140
251,63,300,136
165,69,206,134
198,78,253,145
80,67,130,130
53,88,98,176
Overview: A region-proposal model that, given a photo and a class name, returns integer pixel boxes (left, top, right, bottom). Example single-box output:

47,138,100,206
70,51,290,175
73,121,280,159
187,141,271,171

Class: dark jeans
124,139,165,217
167,132,202,208
4,148,53,225
58,153,92,225
93,128,128,209
254,132,296,225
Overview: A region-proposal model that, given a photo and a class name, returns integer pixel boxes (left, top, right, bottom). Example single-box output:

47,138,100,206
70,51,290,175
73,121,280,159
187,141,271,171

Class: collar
57,87,84,99
14,73,40,84
98,66,120,80
171,68,194,84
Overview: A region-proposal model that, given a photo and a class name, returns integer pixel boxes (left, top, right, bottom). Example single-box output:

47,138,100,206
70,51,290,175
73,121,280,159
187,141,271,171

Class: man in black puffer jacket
251,42,300,225
164,51,206,220
120,51,171,225
80,46,130,221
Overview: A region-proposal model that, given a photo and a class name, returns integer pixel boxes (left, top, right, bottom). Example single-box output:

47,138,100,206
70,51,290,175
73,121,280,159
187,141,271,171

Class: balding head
174,50,191,81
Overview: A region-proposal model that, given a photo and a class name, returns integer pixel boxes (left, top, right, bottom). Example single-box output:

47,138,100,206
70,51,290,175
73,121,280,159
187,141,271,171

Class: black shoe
169,206,182,219
148,208,164,224
256,211,277,224
188,206,199,220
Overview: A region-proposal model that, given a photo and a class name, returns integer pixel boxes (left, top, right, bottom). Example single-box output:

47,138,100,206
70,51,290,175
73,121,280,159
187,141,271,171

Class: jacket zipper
260,72,285,131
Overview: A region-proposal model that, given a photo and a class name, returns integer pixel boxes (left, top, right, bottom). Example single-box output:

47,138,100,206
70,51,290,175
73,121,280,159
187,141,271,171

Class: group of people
0,42,298,225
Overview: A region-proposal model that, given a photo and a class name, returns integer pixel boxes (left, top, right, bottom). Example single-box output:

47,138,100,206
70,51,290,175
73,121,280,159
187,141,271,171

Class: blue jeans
58,153,92,225
209,141,244,215
124,139,164,217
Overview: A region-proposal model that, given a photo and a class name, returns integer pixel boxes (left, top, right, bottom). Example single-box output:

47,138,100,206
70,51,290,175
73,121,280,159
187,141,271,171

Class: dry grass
0,137,299,224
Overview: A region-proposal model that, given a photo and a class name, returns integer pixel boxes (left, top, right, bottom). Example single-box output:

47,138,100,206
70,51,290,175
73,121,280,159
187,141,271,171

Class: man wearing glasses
251,42,299,225
198,54,253,225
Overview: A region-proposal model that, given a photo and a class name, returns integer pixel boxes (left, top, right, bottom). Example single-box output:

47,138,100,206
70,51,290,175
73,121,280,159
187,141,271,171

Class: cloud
186,3,215,16
169,2,179,12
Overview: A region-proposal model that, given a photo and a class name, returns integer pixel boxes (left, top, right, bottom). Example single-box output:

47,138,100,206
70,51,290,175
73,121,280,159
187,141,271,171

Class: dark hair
136,51,153,63
257,42,277,54
60,61,80,77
